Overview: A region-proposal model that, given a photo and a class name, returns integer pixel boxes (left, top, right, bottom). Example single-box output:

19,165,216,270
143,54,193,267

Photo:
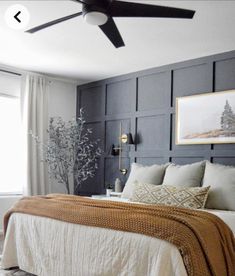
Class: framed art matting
176,90,235,145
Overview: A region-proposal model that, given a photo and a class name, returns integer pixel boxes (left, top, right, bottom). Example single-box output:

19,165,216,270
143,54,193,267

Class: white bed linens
1,198,235,276
1,213,187,276
203,209,235,236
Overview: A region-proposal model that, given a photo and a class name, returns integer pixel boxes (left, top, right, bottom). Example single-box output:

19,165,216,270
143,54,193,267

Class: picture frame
176,90,235,145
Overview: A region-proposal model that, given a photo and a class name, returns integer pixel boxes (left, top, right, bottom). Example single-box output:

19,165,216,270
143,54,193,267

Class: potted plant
30,109,101,194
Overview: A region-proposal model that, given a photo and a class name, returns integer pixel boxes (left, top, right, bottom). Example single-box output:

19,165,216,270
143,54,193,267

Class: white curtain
21,75,49,196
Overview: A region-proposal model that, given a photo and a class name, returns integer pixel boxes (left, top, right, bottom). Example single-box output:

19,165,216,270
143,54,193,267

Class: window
0,94,24,194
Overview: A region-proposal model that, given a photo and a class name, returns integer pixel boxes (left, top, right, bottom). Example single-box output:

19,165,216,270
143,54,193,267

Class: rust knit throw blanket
4,194,235,276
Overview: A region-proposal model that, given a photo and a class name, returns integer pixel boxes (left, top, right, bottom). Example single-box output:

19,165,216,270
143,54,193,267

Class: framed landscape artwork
176,90,235,145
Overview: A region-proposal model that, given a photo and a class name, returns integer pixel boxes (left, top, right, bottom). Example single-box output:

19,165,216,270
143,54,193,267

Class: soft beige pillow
162,161,206,187
121,163,168,199
203,162,235,210
131,181,210,209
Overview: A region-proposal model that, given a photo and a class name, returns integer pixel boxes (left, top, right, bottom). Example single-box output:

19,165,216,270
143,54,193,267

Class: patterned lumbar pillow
130,181,210,209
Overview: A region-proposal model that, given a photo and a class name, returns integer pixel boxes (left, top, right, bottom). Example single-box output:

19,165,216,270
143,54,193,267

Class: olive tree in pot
31,109,101,194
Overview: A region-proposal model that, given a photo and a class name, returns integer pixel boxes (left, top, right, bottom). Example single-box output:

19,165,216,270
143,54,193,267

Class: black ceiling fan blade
70,0,89,4
109,1,195,19
70,0,103,4
99,17,125,48
26,12,83,33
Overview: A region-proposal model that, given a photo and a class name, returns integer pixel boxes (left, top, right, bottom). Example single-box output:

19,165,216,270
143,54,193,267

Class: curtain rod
0,69,21,76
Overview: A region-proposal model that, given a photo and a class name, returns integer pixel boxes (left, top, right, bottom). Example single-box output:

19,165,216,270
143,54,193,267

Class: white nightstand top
91,194,106,199
91,195,129,203
91,192,122,199
110,192,122,197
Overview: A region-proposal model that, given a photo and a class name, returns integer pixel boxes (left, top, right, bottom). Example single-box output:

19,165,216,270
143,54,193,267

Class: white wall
48,79,77,121
0,71,21,97
48,79,77,193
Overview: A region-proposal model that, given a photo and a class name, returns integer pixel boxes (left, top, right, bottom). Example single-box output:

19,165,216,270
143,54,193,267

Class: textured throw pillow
202,162,235,210
162,161,206,187
131,181,210,209
121,163,168,199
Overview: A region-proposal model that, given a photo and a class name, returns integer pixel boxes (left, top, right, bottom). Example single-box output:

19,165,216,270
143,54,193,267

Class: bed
1,196,235,276
2,212,187,276
1,161,235,275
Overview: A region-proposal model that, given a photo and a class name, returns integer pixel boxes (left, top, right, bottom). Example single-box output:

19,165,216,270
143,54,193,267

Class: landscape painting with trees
176,90,235,145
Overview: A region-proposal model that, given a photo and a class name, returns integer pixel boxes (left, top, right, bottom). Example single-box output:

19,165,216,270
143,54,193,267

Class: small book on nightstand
91,192,122,199
110,192,122,197
91,195,106,199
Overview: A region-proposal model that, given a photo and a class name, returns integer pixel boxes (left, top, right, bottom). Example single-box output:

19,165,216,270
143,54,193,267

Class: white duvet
1,213,187,276
1,200,235,276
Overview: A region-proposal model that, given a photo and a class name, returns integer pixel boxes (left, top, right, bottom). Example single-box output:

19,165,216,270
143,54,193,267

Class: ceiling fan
26,0,195,48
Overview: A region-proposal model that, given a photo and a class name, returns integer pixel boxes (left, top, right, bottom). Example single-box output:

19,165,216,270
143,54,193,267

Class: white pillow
162,161,206,187
122,163,168,199
202,162,235,210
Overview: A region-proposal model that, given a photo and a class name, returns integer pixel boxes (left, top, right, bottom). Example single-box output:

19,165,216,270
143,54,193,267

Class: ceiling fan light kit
82,4,108,25
26,0,195,48
84,11,108,25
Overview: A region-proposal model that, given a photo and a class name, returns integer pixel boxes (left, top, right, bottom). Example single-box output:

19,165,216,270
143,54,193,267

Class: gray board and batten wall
76,50,235,195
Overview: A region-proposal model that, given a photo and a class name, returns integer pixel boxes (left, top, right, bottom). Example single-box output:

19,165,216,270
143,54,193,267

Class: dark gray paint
138,72,171,111
215,58,235,91
77,50,235,195
80,85,104,119
105,157,130,189
136,115,166,151
136,157,165,166
106,80,133,115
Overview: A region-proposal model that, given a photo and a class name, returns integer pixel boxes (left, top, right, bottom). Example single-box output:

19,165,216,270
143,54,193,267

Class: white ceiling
0,1,235,84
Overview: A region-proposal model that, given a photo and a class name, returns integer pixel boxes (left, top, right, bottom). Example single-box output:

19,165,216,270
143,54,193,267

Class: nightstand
91,194,107,199
110,192,122,197
91,192,122,200
91,194,126,202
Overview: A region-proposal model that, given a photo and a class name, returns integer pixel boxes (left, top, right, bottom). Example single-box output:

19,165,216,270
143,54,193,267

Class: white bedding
204,209,235,236
1,213,187,276
1,198,235,276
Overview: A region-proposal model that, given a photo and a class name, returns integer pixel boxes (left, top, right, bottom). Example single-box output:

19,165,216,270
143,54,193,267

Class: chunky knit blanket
4,194,235,276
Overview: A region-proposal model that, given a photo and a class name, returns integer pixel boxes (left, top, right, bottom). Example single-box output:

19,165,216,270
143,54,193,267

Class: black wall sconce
111,123,134,175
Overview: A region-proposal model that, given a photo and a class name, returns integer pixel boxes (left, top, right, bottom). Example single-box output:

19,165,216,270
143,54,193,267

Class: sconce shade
127,133,134,144
111,144,119,156
121,133,134,144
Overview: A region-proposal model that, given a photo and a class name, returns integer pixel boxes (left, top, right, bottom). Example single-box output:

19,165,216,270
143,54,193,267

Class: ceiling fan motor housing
82,1,111,26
